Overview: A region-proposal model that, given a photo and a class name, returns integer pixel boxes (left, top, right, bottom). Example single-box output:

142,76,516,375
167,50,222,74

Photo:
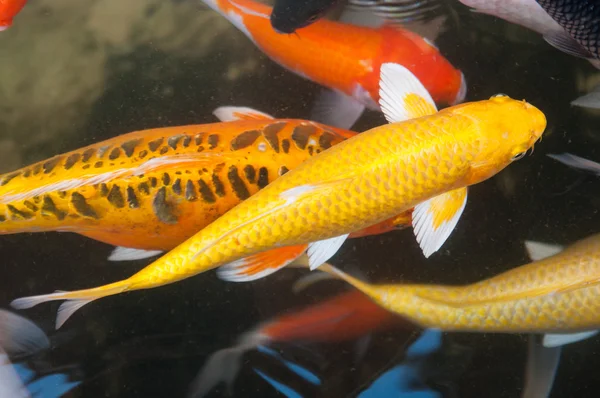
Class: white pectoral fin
523,335,562,398
571,85,600,109
548,153,600,176
412,187,467,258
379,63,437,123
543,330,599,348
108,247,163,262
524,241,565,262
213,106,274,122
310,89,365,130
307,234,349,270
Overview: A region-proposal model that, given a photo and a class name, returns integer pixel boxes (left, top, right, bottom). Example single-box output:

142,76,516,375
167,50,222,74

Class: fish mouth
452,72,467,105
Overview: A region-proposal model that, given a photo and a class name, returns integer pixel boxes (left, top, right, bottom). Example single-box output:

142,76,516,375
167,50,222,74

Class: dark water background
1,1,600,397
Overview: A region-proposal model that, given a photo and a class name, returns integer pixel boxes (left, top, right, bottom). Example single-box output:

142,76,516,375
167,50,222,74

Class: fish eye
491,93,508,98
511,151,526,161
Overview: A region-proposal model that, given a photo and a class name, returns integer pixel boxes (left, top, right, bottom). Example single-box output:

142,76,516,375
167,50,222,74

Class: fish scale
0,119,356,250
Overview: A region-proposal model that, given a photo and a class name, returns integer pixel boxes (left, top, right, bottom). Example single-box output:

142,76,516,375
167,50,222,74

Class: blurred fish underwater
1,0,600,397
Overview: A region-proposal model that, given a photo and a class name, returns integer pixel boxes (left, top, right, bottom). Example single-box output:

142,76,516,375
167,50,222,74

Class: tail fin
188,330,267,397
11,281,130,329
0,310,49,357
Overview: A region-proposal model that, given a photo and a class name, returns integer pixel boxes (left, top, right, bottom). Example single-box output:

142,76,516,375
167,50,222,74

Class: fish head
270,0,338,34
456,94,546,184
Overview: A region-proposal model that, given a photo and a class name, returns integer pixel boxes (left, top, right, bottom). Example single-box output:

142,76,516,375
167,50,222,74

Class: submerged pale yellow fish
11,63,546,328
318,233,600,336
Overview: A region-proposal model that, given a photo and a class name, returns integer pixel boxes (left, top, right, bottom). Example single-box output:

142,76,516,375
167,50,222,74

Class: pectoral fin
543,330,599,348
108,247,163,262
571,85,600,109
307,234,349,270
543,32,593,59
412,187,468,257
213,106,275,121
523,335,561,398
310,89,365,130
217,245,308,282
379,63,437,123
524,241,564,262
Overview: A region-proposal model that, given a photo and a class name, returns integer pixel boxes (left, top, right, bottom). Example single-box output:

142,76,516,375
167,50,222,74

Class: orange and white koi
189,285,400,397
11,63,545,329
0,0,26,31
0,106,410,262
202,0,466,129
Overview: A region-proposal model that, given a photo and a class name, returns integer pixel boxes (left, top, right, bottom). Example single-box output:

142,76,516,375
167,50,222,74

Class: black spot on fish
282,139,290,154
182,135,191,148
138,149,148,159
231,130,260,150
33,196,40,204
82,148,96,162
194,133,205,146
41,196,66,220
197,180,215,203
64,153,81,170
211,173,225,197
228,166,250,200
32,164,42,175
7,205,34,220
186,180,198,202
58,191,67,199
197,146,205,152
121,139,142,157
43,157,62,174
82,164,90,170
244,165,256,183
126,186,139,208
257,167,269,189
0,172,19,186
138,181,150,195
107,185,125,208
172,179,182,195
149,177,158,187
108,148,121,161
71,192,99,219
292,124,316,150
208,134,219,149
153,187,178,224
23,169,31,178
319,131,336,150
0,214,5,222
279,166,289,176
99,183,109,197
148,138,164,152
263,122,286,153
308,146,314,156
94,161,103,168
23,201,38,212
168,135,185,150
162,173,171,186
159,147,169,155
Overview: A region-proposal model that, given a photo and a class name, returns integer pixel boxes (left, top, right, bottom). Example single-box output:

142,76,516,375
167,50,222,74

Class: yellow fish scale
128,111,480,288
349,233,600,333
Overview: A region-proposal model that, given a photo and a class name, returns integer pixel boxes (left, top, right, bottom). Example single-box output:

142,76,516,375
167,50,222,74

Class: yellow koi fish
11,63,546,328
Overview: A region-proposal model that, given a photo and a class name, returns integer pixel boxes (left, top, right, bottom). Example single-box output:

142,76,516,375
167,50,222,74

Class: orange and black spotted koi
0,106,410,258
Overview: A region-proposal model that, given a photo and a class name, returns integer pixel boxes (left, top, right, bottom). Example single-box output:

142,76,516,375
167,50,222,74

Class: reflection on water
1,0,600,397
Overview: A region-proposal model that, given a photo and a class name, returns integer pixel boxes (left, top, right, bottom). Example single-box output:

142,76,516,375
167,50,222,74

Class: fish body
0,0,26,31
1,113,392,252
10,64,546,329
189,289,398,396
203,0,466,128
324,232,600,333
536,0,600,60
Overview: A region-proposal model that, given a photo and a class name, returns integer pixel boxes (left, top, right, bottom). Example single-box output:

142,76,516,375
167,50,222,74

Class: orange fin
213,106,275,122
379,63,437,123
413,187,467,258
217,244,308,282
